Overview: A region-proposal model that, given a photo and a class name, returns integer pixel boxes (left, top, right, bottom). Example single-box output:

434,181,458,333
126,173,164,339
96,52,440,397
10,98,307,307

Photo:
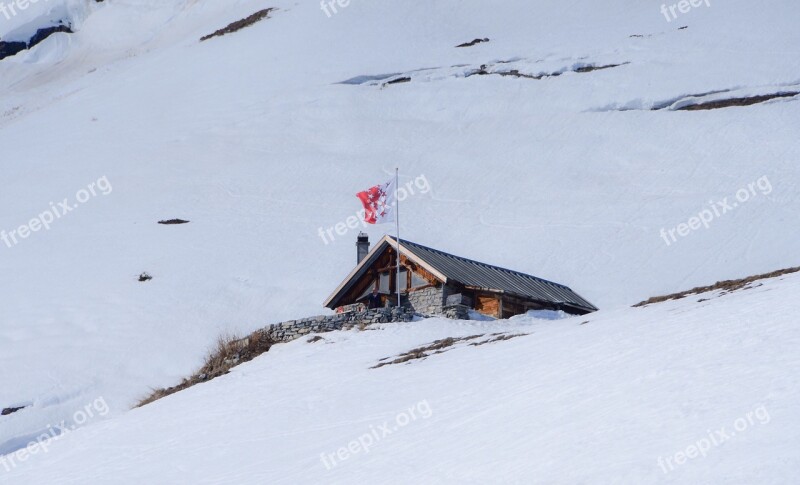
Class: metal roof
390,237,598,313
324,235,597,314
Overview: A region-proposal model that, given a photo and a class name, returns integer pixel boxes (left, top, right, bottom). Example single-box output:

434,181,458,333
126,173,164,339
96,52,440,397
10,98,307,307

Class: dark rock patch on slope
634,266,800,307
200,8,275,42
674,91,799,111
1,406,27,416
0,23,72,61
467,62,628,80
456,38,489,48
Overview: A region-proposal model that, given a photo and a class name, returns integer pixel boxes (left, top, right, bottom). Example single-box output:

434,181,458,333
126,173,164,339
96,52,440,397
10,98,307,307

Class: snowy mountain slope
3,271,799,483
1,0,798,475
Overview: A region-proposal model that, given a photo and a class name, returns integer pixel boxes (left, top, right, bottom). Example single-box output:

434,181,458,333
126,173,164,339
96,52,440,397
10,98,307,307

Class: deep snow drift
0,0,798,482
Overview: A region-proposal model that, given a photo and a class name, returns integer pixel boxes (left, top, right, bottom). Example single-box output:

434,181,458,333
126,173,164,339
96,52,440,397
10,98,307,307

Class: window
399,270,408,291
379,272,390,293
411,272,427,288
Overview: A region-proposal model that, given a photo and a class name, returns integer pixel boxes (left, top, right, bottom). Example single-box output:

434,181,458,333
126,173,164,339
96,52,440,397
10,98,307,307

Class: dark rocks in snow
1,406,26,416
158,219,190,225
384,76,410,85
138,272,153,282
0,41,27,59
28,24,72,47
634,266,800,307
676,91,800,111
200,8,275,42
466,62,628,80
456,38,489,48
347,58,629,89
0,23,73,61
573,63,627,73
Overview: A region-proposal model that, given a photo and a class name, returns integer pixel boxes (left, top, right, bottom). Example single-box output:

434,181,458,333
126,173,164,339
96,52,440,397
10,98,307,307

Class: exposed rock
200,8,275,42
28,25,72,47
0,41,27,60
456,38,489,48
0,23,73,61
634,266,800,306
1,406,26,416
676,92,799,111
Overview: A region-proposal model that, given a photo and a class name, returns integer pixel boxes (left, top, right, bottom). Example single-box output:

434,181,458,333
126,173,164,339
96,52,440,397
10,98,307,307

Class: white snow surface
4,273,800,483
1,0,798,482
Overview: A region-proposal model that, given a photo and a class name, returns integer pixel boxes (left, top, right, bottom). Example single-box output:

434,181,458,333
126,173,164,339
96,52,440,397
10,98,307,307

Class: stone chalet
324,234,597,319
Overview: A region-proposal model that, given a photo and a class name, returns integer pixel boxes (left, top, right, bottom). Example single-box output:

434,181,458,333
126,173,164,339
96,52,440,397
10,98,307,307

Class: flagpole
395,167,401,309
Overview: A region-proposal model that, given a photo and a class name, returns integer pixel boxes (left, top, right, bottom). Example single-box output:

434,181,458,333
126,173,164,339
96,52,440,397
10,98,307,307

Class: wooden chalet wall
449,288,553,319
475,293,501,318
338,248,442,309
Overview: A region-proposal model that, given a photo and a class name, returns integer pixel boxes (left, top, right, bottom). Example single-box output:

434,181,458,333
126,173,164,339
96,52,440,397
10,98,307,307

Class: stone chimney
356,232,370,264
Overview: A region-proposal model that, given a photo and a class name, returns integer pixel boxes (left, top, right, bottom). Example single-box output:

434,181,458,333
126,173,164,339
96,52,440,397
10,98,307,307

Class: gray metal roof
390,237,597,313
323,235,597,313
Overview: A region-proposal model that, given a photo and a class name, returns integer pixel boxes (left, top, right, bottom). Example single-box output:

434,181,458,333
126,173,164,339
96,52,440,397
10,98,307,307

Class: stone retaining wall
262,307,417,344
253,290,479,347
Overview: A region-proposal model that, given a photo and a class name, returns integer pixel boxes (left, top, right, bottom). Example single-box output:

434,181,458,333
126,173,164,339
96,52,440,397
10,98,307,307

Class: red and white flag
356,178,397,225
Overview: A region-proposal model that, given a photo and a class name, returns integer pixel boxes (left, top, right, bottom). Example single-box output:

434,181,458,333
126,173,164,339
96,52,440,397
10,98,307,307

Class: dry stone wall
263,307,416,343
